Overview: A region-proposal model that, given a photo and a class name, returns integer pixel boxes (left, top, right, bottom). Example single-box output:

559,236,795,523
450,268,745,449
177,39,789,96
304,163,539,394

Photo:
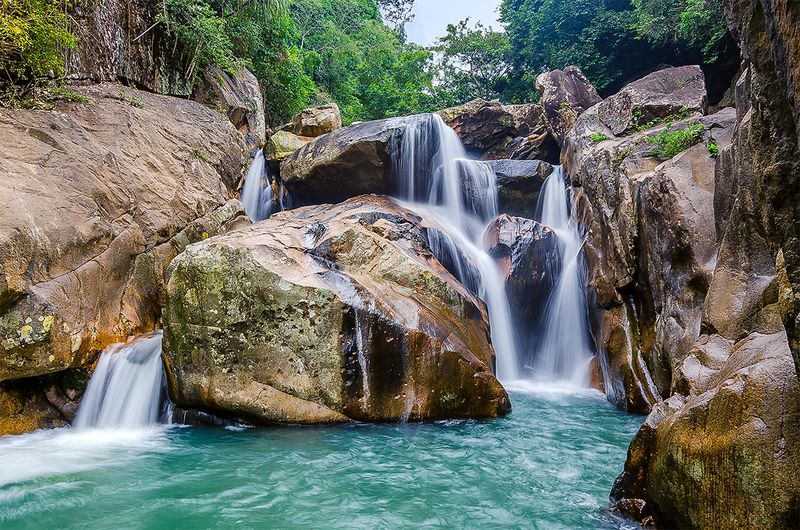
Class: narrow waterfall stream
392,114,522,381
74,331,167,429
533,167,595,385
241,151,274,222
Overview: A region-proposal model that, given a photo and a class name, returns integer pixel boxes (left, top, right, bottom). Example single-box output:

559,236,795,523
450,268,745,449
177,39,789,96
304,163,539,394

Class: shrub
646,122,705,161
0,0,76,82
590,132,608,143
707,137,719,158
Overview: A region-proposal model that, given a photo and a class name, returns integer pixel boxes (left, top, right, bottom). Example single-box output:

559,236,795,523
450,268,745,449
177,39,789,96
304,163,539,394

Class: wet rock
163,195,510,424
193,66,266,153
536,66,602,145
595,65,708,136
483,215,560,361
0,83,249,434
482,160,554,218
281,103,342,137
267,130,312,162
280,115,424,206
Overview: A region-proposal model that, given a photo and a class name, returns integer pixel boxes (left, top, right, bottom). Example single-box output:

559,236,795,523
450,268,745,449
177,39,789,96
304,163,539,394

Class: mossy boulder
163,195,510,424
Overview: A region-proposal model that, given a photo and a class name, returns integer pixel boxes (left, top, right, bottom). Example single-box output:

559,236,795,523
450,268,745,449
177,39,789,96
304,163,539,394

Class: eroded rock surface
163,195,510,424
536,66,602,145
281,103,342,138
0,83,249,433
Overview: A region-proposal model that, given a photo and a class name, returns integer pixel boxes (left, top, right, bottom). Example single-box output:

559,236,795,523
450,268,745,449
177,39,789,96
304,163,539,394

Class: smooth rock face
163,195,510,424
0,83,248,432
595,65,708,136
66,0,192,95
536,66,602,145
280,115,423,206
483,215,560,360
564,98,735,412
193,66,266,152
612,332,800,529
481,160,554,218
282,103,343,137
268,130,312,162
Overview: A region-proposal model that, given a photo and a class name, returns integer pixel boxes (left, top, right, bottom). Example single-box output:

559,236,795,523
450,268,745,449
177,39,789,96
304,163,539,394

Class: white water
74,331,166,429
393,114,520,381
241,151,274,222
533,167,594,385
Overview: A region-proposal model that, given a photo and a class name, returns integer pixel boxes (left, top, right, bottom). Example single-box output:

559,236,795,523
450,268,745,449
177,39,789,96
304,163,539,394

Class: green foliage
431,19,511,106
47,85,91,103
645,122,704,160
707,137,719,157
113,88,144,108
633,0,725,60
590,132,609,143
0,0,76,83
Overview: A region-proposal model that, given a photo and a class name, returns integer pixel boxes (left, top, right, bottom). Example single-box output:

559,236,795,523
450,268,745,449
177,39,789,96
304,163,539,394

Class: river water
0,386,640,529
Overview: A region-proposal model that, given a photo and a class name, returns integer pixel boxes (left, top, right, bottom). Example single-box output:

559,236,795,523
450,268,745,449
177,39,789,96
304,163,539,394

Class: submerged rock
163,195,510,424
0,83,249,433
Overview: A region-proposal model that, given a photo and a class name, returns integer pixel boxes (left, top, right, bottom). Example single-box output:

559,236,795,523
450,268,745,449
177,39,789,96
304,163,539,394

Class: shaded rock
163,195,510,424
595,66,708,136
66,0,192,95
437,99,517,154
280,115,423,206
193,66,266,152
563,103,736,412
282,103,342,137
482,104,561,163
268,130,312,162
0,83,248,434
482,160,554,218
536,66,602,145
483,215,560,361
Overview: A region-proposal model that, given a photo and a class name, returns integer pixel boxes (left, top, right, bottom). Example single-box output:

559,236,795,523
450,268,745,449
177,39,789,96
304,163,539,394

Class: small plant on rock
646,122,705,161
590,132,608,143
707,138,719,158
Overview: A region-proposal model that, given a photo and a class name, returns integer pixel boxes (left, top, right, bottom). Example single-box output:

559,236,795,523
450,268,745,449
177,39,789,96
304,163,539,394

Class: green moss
590,132,608,143
113,89,144,108
47,86,92,104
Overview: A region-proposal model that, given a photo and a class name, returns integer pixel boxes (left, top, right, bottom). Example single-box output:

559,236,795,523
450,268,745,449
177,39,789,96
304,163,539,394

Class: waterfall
241,151,274,222
533,167,594,385
74,331,167,429
392,114,521,381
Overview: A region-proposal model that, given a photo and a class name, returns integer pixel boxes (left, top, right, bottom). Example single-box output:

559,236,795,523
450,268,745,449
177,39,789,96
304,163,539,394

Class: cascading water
392,114,521,381
532,167,594,385
241,151,274,222
74,331,167,429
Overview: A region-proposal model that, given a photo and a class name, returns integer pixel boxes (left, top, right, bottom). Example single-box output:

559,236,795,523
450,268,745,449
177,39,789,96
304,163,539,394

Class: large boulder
563,97,736,412
437,99,517,155
0,83,249,433
193,66,266,153
595,65,708,136
281,103,342,137
536,66,602,145
163,195,510,424
482,160,554,218
483,215,560,360
280,115,422,206
267,130,312,162
612,331,800,529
